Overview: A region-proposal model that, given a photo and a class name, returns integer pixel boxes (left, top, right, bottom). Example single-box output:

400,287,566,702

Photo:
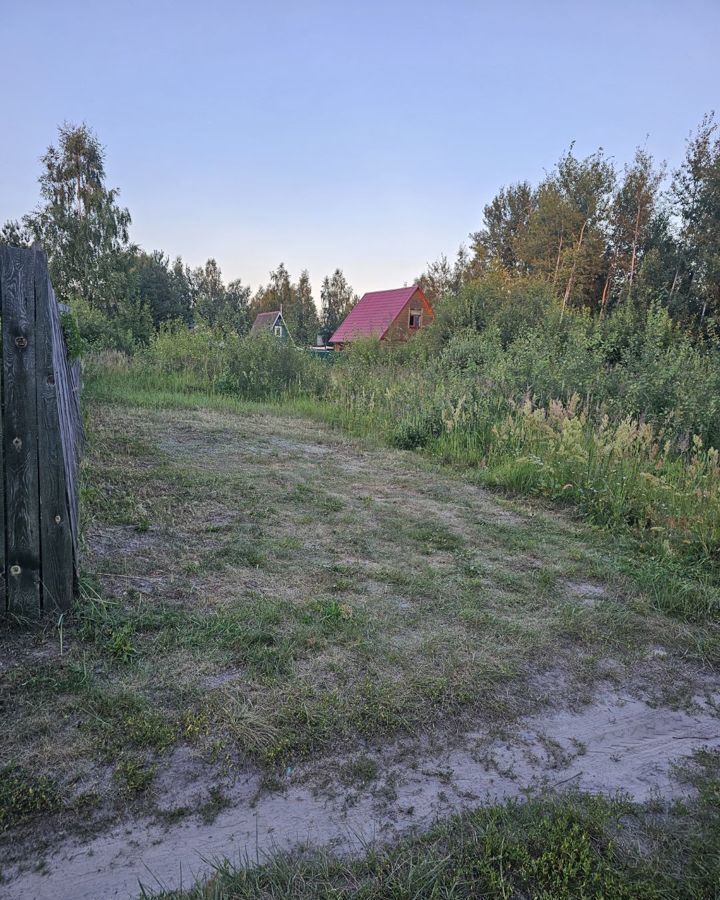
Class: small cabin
249,310,290,340
329,285,433,350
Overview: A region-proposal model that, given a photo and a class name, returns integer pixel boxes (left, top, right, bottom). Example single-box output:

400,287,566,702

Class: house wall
383,289,434,342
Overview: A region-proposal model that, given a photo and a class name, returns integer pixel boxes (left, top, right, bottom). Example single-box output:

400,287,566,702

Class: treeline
4,114,720,350
1,123,357,350
420,114,720,328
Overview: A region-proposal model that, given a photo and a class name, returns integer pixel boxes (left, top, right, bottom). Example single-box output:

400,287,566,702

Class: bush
69,295,155,355
143,321,232,385
217,333,328,401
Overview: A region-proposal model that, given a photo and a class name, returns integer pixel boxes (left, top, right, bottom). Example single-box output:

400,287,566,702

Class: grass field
1,369,719,898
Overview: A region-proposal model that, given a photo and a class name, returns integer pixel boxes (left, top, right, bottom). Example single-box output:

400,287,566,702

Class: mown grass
85,363,720,624
150,751,720,900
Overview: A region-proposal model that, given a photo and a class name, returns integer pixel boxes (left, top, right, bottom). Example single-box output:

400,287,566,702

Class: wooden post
34,249,74,610
0,246,42,613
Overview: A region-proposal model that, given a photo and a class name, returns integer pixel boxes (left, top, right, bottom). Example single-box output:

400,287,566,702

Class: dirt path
3,402,719,899
5,691,720,900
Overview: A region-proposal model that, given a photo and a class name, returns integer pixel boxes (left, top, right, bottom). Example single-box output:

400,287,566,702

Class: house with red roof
329,285,433,350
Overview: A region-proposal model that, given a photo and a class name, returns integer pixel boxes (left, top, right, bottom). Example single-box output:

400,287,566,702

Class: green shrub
69,295,155,354
217,333,328,400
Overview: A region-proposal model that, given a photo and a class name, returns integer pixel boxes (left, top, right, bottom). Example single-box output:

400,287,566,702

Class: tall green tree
191,258,226,325
23,123,131,309
224,278,252,334
553,148,615,314
471,148,615,313
319,268,356,342
125,250,193,326
603,147,665,310
250,262,295,325
419,247,470,303
169,257,194,324
289,269,320,345
672,113,720,321
471,182,535,273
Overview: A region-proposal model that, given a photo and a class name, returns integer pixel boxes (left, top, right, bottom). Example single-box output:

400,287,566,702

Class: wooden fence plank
49,285,82,576
34,250,74,610
0,245,41,613
0,256,5,609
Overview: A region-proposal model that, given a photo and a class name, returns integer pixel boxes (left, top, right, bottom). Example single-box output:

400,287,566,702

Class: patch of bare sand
4,688,719,900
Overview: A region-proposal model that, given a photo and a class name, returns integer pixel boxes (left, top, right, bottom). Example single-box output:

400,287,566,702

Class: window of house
274,325,282,336
409,309,422,329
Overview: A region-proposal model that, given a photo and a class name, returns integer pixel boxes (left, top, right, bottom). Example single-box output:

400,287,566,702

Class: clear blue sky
2,0,719,298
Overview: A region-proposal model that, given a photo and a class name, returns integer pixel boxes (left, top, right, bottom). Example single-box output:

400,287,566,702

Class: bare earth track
2,402,719,899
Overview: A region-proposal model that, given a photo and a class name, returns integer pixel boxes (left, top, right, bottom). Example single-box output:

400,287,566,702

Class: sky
2,0,719,299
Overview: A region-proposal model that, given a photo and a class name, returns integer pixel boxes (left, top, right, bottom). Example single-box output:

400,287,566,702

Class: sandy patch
4,689,719,900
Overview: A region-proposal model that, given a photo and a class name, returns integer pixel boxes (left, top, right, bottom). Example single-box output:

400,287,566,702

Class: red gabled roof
330,286,420,343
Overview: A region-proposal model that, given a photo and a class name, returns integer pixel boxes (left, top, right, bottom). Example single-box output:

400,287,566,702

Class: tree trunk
600,273,612,316
561,220,587,318
552,233,564,287
628,199,643,295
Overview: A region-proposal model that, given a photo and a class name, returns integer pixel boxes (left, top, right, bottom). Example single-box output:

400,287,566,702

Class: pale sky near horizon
2,0,719,300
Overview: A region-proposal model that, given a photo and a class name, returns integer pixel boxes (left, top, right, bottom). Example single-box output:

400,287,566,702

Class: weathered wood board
0,244,81,614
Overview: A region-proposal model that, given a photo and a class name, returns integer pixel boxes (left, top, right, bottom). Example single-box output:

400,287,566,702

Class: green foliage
308,289,720,592
126,250,194,327
70,294,155,354
460,119,720,328
250,262,320,345
59,308,84,360
215,333,327,400
23,123,131,310
142,321,233,385
320,268,357,343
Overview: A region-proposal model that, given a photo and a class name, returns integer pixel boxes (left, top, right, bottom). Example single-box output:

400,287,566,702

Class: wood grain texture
1,245,41,613
34,250,74,610
0,254,5,608
49,280,82,582
0,246,82,613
